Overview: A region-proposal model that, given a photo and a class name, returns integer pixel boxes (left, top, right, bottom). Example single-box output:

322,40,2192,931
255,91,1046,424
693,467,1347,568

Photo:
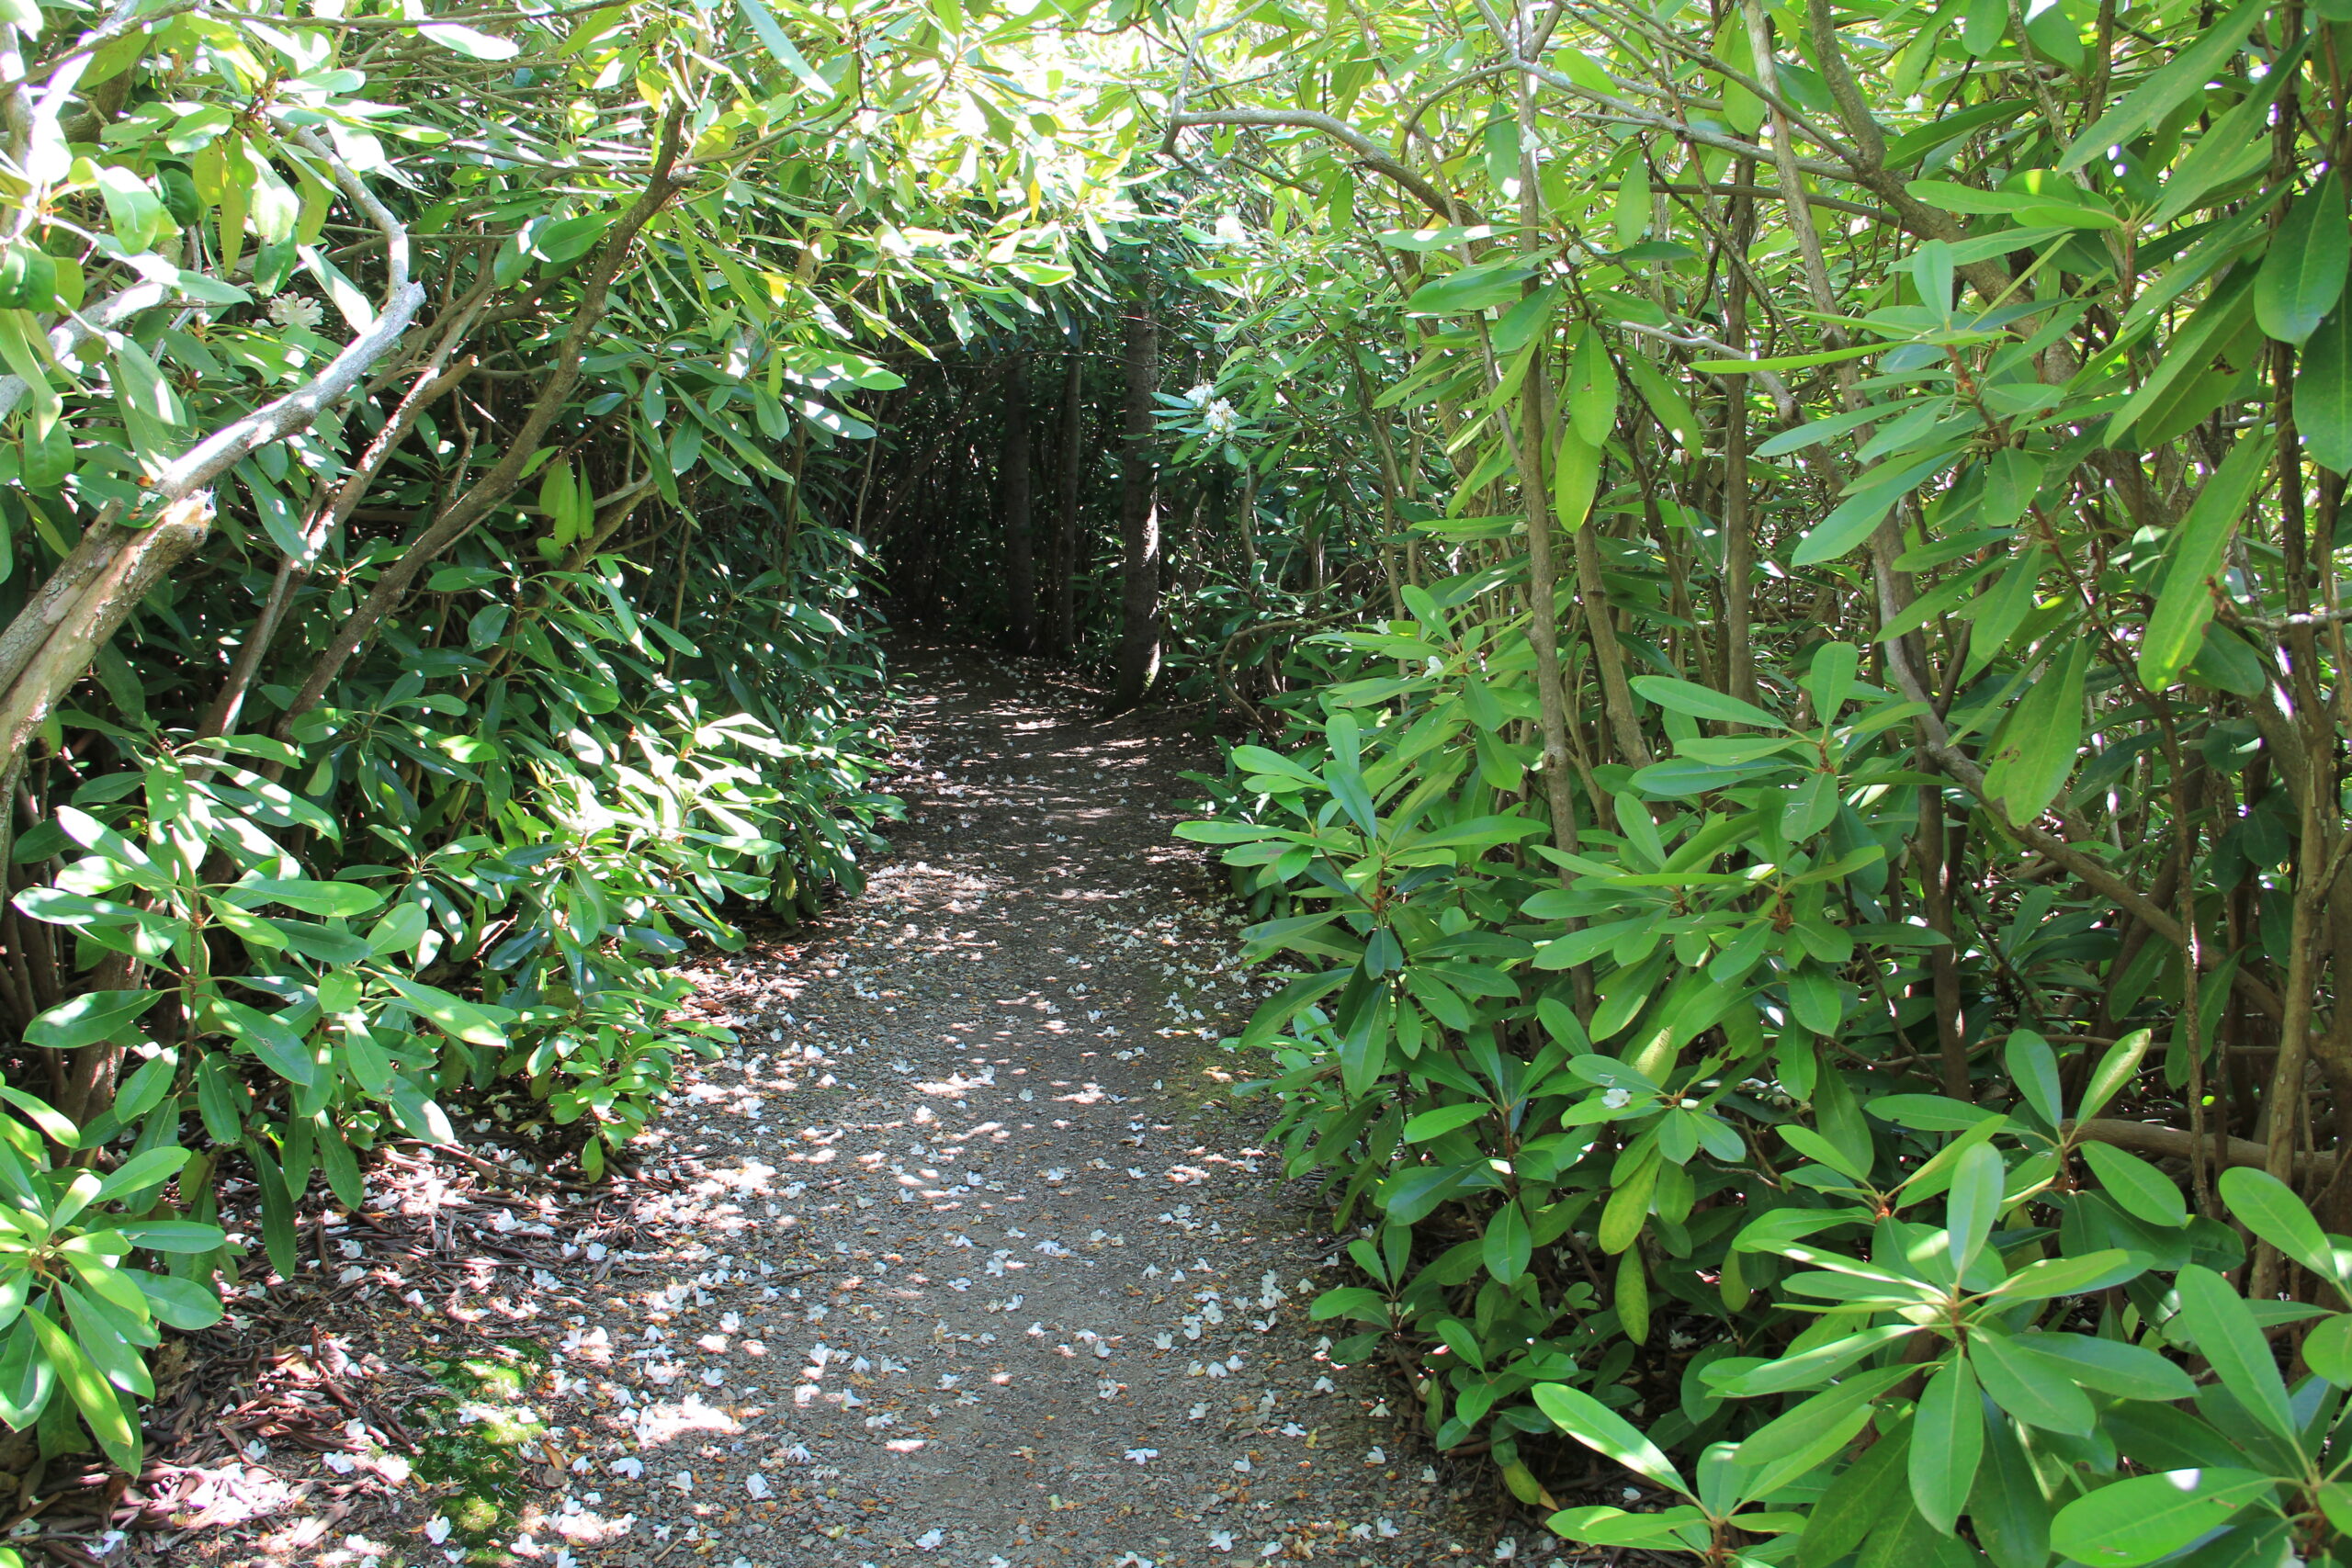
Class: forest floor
138,646,1539,1568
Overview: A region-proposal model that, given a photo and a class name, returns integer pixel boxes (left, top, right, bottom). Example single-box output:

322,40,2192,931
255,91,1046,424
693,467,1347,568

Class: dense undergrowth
0,0,1080,1483
1148,0,2352,1562
6,0,2352,1563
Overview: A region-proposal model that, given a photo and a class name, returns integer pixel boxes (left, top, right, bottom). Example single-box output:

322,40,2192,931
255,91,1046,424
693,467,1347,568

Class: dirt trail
538,647,1520,1566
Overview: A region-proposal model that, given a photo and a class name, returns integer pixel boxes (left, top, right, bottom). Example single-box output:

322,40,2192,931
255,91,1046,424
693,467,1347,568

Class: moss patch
411,1339,553,1565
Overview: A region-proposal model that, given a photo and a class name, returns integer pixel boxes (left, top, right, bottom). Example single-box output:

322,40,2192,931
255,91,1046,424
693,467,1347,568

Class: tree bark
1001,356,1035,654
1112,288,1160,710
0,502,211,774
1719,169,1758,713
1052,338,1085,656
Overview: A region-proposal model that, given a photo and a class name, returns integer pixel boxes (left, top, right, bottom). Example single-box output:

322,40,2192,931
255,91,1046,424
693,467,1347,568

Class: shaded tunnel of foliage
5,0,2352,1563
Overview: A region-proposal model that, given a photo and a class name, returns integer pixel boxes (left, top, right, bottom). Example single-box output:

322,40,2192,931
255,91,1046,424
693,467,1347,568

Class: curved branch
2073,1117,2330,1179
277,103,694,733
1170,107,1477,226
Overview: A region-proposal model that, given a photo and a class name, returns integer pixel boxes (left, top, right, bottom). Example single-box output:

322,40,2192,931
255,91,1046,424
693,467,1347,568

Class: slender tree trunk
1720,171,1758,713
1112,288,1160,709
1001,357,1035,654
1052,337,1085,657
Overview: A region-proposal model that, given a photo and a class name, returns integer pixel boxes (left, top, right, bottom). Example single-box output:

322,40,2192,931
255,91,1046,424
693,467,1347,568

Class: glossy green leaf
2172,1263,2295,1438
1971,1331,2096,1434
2079,1141,2188,1228
2057,0,2266,172
1907,1358,1982,1534
1483,1201,1531,1283
1630,675,1782,730
2048,1468,2271,1567
2218,1165,2340,1286
2255,171,2349,344
2302,303,2352,474
24,990,162,1051
1533,1382,1688,1495
2139,435,2271,689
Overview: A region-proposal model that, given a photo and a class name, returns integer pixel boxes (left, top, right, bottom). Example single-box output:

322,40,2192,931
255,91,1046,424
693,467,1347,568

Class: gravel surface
528,648,1526,1567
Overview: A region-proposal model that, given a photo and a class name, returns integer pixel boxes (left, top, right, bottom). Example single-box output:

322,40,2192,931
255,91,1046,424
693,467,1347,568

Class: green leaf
1532,1382,1688,1495
1228,744,1322,786
1629,675,1782,730
90,164,164,254
1970,1331,2096,1435
379,974,513,1048
2255,171,2348,344
417,21,519,59
1970,1412,2052,1568
2029,1333,2197,1402
1795,1417,1909,1568
2079,1141,2188,1228
58,1282,152,1395
24,990,162,1051
1613,160,1650,248
1546,1505,1708,1551
213,1000,317,1089
2302,304,2352,474
0,1087,77,1150
2174,1263,2296,1438
1986,1248,2143,1300
532,216,608,270
1239,970,1348,1051
1402,1103,1490,1142
2047,1469,2271,1567
1598,1151,1658,1253
1781,1123,1871,1184
1859,1495,1982,1568
226,877,384,918
129,1269,220,1331
24,1308,138,1471
1483,1201,1532,1284
245,1141,300,1280
1715,1325,1918,1396
1566,326,1617,444
2218,1165,2340,1287
1403,814,1548,852
1307,1286,1389,1325
2056,0,2267,173
1736,1367,1914,1471
1738,1403,1873,1505
1553,425,1600,532
1793,450,1959,567
92,1148,187,1207
734,0,831,91
2138,434,2270,689
1944,1141,2004,1276
1999,1031,2060,1124
2079,1029,2154,1122
1624,357,1701,450
111,1221,226,1254
1986,637,2086,823
1907,1358,1981,1533
1784,964,1844,1037
2302,1314,2352,1384
1403,254,1539,315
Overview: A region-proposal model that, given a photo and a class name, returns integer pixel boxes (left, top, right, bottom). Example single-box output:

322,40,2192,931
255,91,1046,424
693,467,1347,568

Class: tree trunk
1001,356,1035,654
1052,335,1085,657
1112,290,1160,709
1719,169,1758,713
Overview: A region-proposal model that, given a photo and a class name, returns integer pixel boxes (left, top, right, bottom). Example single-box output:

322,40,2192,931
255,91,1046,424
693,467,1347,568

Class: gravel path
531,648,1524,1568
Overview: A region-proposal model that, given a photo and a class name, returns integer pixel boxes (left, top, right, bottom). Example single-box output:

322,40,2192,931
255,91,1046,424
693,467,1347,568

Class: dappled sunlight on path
531,648,1516,1567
